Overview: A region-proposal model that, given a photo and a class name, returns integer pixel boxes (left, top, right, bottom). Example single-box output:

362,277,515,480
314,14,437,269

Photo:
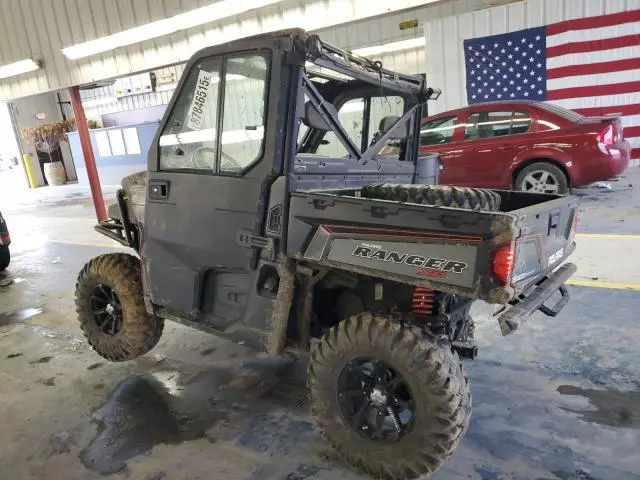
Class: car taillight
596,124,614,145
0,232,9,245
492,243,515,286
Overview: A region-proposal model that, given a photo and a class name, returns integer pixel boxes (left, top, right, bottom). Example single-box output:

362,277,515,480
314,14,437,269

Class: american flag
464,10,640,161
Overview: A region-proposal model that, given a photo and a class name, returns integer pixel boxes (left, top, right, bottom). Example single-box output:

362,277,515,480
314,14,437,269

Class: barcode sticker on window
187,70,213,131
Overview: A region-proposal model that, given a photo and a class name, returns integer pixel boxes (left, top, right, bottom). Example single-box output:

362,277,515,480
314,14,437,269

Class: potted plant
21,119,76,186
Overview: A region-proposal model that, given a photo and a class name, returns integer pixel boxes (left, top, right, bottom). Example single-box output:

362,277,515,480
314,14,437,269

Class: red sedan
419,101,630,194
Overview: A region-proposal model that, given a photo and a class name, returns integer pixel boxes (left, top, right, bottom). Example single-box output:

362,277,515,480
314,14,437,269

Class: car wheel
515,162,568,194
309,313,471,479
0,245,9,271
75,253,164,361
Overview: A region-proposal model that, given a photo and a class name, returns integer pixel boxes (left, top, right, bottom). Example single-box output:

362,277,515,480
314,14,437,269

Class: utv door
144,43,284,328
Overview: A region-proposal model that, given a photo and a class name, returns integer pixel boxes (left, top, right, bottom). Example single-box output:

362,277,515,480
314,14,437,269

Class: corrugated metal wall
317,0,521,74
15,0,513,123
0,0,521,100
424,0,640,114
0,0,449,100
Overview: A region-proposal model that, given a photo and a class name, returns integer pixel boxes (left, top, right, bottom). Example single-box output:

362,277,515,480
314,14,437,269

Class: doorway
0,101,27,197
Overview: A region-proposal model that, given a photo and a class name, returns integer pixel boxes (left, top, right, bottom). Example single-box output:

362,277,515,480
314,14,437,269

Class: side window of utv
315,98,365,157
159,54,269,174
313,95,405,157
159,57,222,171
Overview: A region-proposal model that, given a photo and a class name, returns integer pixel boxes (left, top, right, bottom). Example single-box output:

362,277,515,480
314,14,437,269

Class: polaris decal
547,247,564,267
323,238,477,288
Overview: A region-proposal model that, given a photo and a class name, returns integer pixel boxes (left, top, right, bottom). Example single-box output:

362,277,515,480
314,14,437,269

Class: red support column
69,85,107,222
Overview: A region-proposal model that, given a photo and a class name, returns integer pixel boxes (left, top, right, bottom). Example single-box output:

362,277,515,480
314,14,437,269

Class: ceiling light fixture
353,37,424,57
0,59,41,80
62,0,285,60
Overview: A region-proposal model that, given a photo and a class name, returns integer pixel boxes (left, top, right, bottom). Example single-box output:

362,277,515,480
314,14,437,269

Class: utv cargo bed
289,187,579,305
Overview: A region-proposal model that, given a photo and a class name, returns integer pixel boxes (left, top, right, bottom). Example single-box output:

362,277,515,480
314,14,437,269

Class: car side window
420,116,458,146
220,55,268,173
511,111,532,134
159,57,222,171
158,54,269,174
464,111,532,139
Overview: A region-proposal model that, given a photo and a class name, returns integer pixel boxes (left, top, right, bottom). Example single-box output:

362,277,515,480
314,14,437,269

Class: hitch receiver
452,340,478,359
498,263,577,336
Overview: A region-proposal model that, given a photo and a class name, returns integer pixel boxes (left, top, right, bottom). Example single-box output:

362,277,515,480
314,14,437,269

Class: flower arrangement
20,119,76,163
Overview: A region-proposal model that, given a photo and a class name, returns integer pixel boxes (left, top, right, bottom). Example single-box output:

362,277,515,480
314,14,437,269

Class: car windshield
537,103,584,122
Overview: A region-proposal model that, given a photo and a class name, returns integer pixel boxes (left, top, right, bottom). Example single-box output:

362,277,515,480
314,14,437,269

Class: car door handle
149,180,170,200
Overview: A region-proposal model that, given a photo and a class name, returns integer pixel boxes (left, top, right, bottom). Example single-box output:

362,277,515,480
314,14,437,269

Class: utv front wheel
75,253,164,361
309,313,471,479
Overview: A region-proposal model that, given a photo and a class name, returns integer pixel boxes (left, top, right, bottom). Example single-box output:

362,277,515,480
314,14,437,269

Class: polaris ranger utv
75,29,578,479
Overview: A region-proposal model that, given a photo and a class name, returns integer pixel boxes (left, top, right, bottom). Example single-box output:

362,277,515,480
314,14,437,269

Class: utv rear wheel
309,313,471,479
361,184,501,211
0,245,9,271
75,253,164,361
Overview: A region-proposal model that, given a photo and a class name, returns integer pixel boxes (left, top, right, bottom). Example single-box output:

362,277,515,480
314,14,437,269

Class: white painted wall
424,0,640,114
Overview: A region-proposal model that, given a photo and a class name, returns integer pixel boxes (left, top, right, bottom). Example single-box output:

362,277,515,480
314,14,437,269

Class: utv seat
301,100,339,131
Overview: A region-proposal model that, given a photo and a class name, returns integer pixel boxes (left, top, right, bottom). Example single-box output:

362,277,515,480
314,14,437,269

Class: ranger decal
352,246,468,275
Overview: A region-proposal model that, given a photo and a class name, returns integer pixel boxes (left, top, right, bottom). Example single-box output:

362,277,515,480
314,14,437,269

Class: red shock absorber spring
412,287,435,316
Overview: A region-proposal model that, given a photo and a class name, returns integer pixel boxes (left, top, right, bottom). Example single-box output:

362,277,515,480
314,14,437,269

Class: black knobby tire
361,184,501,211
309,313,471,479
0,245,9,271
75,253,164,361
514,162,568,194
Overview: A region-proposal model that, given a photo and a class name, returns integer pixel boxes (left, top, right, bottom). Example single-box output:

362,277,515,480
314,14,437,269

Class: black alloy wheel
337,358,414,442
90,283,123,336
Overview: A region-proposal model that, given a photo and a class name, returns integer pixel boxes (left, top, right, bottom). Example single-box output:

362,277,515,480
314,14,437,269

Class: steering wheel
188,146,242,171
189,146,215,169
220,151,242,172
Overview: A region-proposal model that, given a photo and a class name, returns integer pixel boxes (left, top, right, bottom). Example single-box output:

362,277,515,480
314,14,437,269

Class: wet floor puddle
558,384,640,429
81,355,315,474
0,307,44,326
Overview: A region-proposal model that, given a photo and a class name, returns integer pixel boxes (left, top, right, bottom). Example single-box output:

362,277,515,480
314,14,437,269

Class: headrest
301,101,339,130
378,115,407,139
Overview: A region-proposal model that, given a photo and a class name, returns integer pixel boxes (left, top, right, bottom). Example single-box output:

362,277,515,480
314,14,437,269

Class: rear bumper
572,140,630,186
498,262,577,336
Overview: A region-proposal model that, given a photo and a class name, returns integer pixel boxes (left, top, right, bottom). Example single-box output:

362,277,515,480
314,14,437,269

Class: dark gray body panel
143,33,293,318
288,189,578,304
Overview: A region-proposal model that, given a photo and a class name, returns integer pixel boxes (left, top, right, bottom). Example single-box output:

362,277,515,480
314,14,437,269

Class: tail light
569,210,579,239
492,243,515,286
596,124,614,145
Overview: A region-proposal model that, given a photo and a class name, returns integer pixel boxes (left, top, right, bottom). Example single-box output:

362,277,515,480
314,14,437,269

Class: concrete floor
1,172,639,480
